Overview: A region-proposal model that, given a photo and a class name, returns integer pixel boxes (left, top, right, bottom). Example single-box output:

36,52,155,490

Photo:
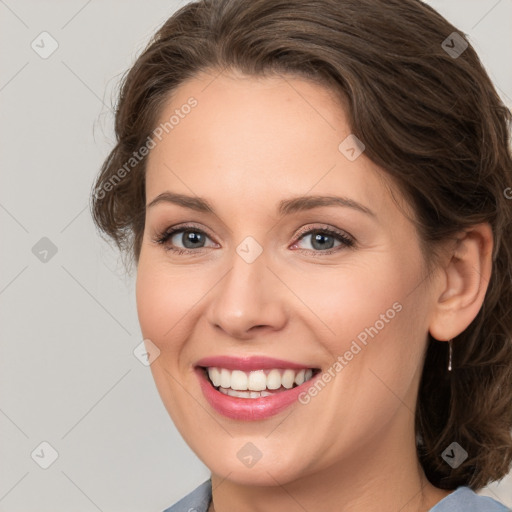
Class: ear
429,222,494,342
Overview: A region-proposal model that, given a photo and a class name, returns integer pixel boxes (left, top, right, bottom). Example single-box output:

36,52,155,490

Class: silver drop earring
448,339,453,372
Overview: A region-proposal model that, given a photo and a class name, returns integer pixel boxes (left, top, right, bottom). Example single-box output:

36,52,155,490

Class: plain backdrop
1,1,511,511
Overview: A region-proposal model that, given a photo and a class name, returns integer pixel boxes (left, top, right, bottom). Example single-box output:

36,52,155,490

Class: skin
135,69,493,511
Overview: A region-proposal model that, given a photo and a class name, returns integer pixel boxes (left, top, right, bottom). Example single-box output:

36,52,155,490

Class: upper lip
195,355,317,371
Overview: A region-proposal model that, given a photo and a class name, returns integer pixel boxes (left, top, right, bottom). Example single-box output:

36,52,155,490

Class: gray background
0,1,511,510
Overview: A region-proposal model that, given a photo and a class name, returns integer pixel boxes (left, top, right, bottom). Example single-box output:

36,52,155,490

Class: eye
152,223,355,256
152,223,217,255
291,225,355,255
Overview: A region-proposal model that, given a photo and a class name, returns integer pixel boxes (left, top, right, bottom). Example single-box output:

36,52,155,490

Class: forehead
144,70,401,224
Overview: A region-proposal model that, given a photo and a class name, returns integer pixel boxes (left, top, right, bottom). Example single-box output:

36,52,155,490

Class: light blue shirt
163,479,510,511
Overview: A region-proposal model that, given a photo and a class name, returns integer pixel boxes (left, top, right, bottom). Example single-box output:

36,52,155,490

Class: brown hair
90,0,512,490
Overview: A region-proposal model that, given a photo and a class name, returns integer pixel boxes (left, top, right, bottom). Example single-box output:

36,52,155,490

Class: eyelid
152,222,217,246
294,223,354,243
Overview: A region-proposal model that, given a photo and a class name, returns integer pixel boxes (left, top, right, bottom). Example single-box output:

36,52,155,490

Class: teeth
266,369,282,390
294,369,305,385
218,388,273,398
248,370,267,391
281,369,296,389
209,367,221,387
231,370,248,390
206,367,316,392
220,368,231,388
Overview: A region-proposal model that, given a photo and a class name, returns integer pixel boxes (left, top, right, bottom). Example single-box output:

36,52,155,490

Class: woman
90,0,512,510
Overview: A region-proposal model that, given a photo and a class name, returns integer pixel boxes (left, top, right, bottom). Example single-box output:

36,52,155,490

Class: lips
195,355,315,371
194,356,321,420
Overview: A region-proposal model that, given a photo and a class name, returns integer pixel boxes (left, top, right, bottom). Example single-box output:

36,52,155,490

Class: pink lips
195,355,312,371
195,355,319,421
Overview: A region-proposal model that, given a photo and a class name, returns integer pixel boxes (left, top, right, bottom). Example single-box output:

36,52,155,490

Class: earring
447,339,453,372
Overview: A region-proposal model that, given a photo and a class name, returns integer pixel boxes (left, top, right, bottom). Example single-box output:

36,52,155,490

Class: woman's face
136,70,438,485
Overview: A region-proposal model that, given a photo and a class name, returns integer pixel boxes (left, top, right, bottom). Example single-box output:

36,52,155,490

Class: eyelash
152,222,355,256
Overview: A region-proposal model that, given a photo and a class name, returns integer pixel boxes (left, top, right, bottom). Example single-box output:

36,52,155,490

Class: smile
204,367,316,398
194,356,321,420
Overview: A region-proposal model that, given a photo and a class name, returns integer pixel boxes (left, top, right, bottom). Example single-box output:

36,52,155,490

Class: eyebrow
146,191,376,218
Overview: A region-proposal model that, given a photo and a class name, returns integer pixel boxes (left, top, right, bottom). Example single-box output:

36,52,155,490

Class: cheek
135,260,204,432
294,250,426,416
294,257,410,351
135,261,196,357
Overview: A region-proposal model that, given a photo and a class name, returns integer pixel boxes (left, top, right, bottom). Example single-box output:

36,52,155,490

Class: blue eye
153,223,355,256
293,227,354,254
153,224,215,255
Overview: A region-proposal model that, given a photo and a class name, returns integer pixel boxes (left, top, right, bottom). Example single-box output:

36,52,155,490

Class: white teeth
206,366,316,392
266,369,282,390
281,369,296,389
227,389,245,398
218,388,273,399
231,370,248,390
247,370,267,391
220,368,231,388
294,369,305,386
209,367,221,387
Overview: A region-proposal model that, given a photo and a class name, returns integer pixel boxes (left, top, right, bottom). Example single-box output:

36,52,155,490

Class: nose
206,249,288,340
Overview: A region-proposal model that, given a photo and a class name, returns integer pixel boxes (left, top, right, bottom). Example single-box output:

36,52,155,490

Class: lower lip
196,368,319,421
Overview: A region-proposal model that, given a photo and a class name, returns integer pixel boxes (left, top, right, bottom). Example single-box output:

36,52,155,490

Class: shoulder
162,479,212,512
161,481,510,512
429,486,510,512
